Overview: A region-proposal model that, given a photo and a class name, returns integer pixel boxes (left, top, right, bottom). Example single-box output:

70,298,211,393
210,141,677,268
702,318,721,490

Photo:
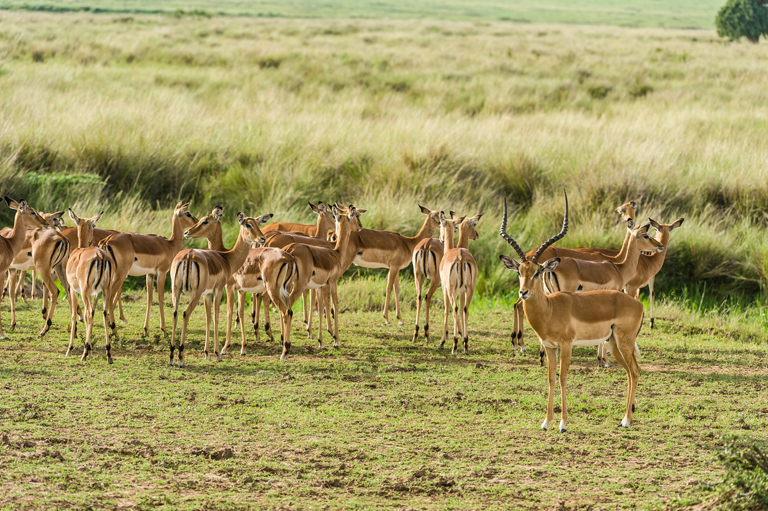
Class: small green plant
587,85,611,99
716,0,768,43
704,439,768,510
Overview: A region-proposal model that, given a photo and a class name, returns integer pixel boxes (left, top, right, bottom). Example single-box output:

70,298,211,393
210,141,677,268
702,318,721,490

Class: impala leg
31,268,36,299
252,293,261,342
66,288,78,356
263,292,273,341
14,270,25,303
423,278,440,345
382,268,397,325
324,289,333,338
203,295,212,361
393,270,404,325
222,284,235,356
8,270,17,330
330,281,340,348
463,288,473,355
302,289,309,326
156,270,169,335
558,343,572,433
178,294,201,369
214,289,223,361
439,288,449,350
81,294,94,362
103,284,114,364
542,346,558,431
315,287,324,350
649,277,655,329
412,270,424,342
279,303,294,362
511,297,519,351
238,291,248,355
451,294,460,355
0,271,6,339
169,285,180,366
307,289,310,339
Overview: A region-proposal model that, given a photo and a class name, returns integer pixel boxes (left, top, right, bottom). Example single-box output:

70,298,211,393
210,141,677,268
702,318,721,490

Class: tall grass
1,12,767,308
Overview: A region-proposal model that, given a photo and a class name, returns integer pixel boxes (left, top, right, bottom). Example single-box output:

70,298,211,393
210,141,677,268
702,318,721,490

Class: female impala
499,194,644,432
65,210,117,363
0,197,49,338
169,212,267,367
438,212,482,354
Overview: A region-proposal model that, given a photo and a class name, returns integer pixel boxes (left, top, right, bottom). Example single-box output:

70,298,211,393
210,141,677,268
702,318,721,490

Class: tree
716,0,768,43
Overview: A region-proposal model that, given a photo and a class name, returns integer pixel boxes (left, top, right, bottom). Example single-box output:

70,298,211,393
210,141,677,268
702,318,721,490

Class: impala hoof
204,354,210,361
619,417,631,428
541,419,549,431
168,360,174,366
384,319,390,325
333,341,339,348
217,354,223,362
398,320,404,326
0,334,6,340
559,421,567,433
108,358,114,365
240,349,246,356
438,342,445,350
178,362,185,368
220,348,227,356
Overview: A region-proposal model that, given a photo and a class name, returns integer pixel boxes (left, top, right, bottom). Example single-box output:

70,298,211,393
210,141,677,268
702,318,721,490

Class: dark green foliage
716,0,768,43
705,439,768,509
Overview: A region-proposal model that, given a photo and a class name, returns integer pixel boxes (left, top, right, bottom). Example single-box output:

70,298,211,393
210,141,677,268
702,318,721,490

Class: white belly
540,331,612,349
128,262,156,277
239,284,266,294
10,260,35,271
353,255,390,269
201,288,214,297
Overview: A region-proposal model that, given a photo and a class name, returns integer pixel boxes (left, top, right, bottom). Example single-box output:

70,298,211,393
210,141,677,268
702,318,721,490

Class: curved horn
531,190,569,264
499,198,527,262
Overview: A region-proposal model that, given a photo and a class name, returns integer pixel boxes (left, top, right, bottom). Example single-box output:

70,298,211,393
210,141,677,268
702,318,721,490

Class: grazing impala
438,211,482,354
0,198,49,338
625,217,684,329
65,210,117,363
169,212,267,367
99,202,198,337
353,204,440,325
499,194,644,432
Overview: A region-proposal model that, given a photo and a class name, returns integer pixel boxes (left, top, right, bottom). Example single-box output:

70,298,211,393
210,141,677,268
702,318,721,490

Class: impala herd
0,194,683,431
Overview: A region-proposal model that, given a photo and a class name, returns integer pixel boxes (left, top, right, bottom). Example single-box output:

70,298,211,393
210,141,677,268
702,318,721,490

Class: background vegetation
0,0,727,29
1,10,768,310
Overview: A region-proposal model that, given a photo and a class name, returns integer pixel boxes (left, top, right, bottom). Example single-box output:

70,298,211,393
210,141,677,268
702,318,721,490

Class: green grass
1,279,767,509
0,0,726,28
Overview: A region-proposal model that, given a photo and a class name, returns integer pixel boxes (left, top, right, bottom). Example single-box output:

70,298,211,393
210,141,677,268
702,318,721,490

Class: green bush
716,0,768,43
707,439,768,510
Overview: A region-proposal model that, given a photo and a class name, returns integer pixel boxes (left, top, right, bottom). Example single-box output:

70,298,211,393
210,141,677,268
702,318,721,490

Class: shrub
716,0,768,43
705,439,768,510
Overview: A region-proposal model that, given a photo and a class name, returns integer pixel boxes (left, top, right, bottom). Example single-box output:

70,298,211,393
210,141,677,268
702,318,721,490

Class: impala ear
91,211,104,224
629,201,637,209
540,258,560,272
439,211,447,225
3,196,18,210
52,211,65,219
499,255,520,272
419,204,431,215
68,209,80,224
18,200,29,213
669,218,684,230
257,213,273,225
237,212,245,225
309,202,320,214
626,218,635,230
468,213,483,225
356,209,367,215
648,218,662,230
636,222,650,234
212,206,224,222
317,202,328,213
450,211,459,220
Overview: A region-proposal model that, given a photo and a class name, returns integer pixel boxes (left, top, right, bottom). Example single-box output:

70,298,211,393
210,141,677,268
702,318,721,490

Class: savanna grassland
1,295,767,510
1,5,768,510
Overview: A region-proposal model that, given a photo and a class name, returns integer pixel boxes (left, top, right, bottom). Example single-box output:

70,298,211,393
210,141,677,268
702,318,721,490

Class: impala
65,210,117,363
412,222,453,344
438,211,482,354
625,217,684,329
499,194,644,432
182,205,273,351
99,202,199,337
0,198,50,337
3,211,63,303
508,200,640,355
352,204,440,325
279,205,360,358
169,212,267,367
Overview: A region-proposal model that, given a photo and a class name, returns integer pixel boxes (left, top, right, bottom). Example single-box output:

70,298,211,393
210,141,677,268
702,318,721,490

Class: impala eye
246,223,252,228
202,221,208,225
186,213,191,217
